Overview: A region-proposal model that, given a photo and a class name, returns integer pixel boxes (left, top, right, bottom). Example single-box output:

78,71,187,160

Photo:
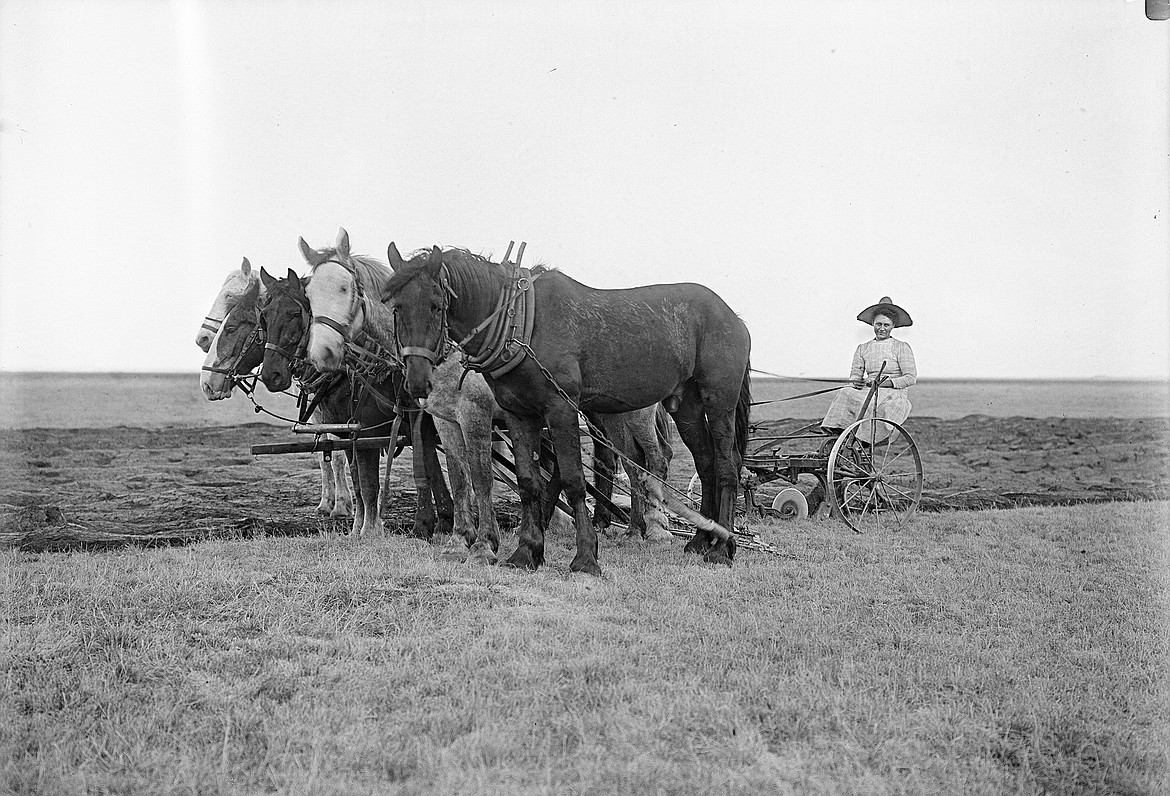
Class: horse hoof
569,556,602,577
503,548,542,571
467,543,497,566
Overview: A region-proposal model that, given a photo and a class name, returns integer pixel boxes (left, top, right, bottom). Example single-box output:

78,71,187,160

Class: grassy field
3,502,1168,795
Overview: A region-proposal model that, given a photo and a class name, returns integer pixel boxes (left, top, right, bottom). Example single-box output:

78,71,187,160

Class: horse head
383,244,449,399
196,257,257,353
258,267,311,393
300,227,370,372
199,280,264,400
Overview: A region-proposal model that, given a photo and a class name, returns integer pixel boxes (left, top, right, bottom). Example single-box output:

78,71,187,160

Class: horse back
533,274,748,371
525,273,749,411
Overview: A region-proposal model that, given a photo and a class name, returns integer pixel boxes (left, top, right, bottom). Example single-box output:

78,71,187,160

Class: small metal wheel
686,472,702,508
826,418,923,533
770,487,809,520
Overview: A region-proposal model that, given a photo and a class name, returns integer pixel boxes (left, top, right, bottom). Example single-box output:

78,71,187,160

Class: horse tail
736,359,752,463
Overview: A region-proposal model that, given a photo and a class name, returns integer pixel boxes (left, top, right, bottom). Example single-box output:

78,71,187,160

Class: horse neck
445,259,510,352
361,296,397,351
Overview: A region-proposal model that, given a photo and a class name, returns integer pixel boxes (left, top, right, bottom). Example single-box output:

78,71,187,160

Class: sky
1,0,1167,380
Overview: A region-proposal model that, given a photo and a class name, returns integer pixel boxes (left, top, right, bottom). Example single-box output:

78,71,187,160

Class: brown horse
379,246,751,576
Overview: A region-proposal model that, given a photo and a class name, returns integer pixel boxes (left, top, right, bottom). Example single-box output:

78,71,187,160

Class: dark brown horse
380,246,751,576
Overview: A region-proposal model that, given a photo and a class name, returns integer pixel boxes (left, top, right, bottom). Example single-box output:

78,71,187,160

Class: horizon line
1,370,1168,384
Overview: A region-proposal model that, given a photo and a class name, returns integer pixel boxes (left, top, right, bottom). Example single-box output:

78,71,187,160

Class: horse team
199,229,751,576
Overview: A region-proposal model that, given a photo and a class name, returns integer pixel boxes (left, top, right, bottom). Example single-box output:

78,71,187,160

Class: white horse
195,257,261,352
196,260,353,519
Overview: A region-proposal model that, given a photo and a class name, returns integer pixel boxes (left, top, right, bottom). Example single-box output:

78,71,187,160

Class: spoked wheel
826,418,923,533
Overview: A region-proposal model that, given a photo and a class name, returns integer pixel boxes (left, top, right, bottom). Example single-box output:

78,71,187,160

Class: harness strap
313,315,350,338
460,266,544,378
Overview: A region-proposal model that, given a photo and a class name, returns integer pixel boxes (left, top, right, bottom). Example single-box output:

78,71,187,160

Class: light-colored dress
822,337,917,435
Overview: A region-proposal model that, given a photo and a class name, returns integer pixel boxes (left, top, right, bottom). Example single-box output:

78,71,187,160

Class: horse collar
459,266,544,378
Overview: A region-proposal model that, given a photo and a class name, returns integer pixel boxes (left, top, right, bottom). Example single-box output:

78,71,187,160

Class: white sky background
1,0,1167,379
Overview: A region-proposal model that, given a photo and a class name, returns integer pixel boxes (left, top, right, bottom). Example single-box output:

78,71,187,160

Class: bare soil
1,416,1167,550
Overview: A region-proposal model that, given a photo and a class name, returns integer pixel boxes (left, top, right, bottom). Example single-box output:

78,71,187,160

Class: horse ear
426,245,443,272
259,266,277,291
387,242,405,271
241,256,252,276
286,268,304,294
335,227,350,257
298,237,325,267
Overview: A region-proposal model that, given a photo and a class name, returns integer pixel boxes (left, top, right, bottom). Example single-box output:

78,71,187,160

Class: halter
200,315,222,336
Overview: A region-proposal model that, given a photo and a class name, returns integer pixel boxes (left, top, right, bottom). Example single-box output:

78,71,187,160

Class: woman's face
872,314,893,340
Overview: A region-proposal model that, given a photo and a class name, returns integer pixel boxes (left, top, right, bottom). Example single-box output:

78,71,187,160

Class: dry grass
3,501,1168,795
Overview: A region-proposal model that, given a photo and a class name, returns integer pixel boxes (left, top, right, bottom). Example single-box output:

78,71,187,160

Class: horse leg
316,451,336,515
355,447,384,538
543,404,599,576
420,413,454,537
671,391,718,555
409,412,437,540
502,414,549,571
348,449,364,538
460,402,500,564
700,404,740,566
629,410,673,544
586,413,616,532
435,415,476,545
330,449,353,518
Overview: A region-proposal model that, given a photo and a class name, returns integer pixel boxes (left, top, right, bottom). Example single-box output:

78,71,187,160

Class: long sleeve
849,345,865,383
889,341,917,388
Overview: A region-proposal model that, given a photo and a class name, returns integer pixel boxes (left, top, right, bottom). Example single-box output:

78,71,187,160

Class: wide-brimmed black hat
857,296,912,328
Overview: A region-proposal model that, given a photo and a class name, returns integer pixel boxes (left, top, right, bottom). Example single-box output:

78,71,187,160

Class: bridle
262,289,313,368
310,259,368,344
200,305,265,389
200,315,222,339
392,264,456,366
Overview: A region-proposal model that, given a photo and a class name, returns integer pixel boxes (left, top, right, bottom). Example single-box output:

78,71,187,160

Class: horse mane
235,279,261,309
308,247,392,292
383,247,557,298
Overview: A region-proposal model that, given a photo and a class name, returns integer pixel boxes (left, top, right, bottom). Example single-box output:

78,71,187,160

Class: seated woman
821,296,917,438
